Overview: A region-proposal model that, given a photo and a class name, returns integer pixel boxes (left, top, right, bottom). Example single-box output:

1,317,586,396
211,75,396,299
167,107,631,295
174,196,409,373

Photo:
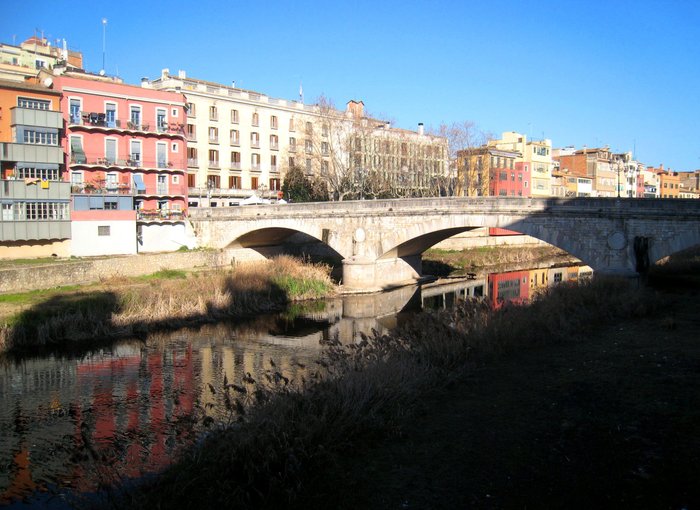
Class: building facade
146,70,448,205
489,132,553,198
0,36,83,82
0,78,70,259
48,69,190,256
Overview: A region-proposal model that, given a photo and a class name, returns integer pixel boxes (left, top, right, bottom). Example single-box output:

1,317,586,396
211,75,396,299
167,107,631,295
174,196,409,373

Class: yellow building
489,132,553,197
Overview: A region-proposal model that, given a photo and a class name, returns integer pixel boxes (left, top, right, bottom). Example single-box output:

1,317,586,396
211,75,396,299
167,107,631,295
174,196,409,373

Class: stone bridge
188,197,700,291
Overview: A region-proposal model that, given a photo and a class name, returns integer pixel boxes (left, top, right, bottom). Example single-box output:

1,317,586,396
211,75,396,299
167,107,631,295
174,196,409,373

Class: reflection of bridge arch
190,198,700,290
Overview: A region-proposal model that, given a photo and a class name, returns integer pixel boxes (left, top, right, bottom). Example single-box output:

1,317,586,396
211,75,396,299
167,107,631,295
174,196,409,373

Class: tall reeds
118,275,657,510
0,256,334,355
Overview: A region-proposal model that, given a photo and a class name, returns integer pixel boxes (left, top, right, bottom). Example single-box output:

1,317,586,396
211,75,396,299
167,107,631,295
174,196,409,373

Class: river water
0,262,591,508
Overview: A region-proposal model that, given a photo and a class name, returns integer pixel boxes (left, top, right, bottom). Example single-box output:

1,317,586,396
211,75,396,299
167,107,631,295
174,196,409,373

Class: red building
44,69,191,256
488,270,530,308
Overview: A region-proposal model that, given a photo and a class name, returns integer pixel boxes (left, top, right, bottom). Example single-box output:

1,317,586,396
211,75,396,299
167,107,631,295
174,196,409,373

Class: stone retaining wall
0,249,248,294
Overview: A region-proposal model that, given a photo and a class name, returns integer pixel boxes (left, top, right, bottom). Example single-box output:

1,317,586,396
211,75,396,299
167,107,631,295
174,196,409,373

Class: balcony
11,107,63,129
136,209,186,222
208,160,220,168
68,152,185,170
270,142,279,151
69,111,185,136
1,179,71,201
71,181,135,195
230,162,242,170
251,140,260,149
1,142,64,164
188,158,199,167
209,136,219,144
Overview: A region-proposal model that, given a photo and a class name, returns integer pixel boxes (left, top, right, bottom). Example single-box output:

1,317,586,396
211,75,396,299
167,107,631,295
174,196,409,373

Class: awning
70,137,86,163
133,174,146,192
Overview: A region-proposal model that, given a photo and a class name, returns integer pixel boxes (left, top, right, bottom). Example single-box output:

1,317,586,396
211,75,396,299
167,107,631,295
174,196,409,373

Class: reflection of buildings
488,270,530,308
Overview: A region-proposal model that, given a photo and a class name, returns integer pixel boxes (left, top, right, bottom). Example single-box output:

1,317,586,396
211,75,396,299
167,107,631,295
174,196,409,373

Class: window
251,153,261,169
209,149,219,166
271,155,277,170
321,141,329,155
173,175,180,184
209,105,218,121
187,147,198,166
270,134,278,149
69,98,81,124
252,112,259,126
171,108,178,117
18,97,50,110
250,132,260,147
186,123,196,140
270,115,278,129
231,109,239,123
23,130,58,145
229,175,241,188
129,105,142,129
269,178,280,191
305,139,312,154
130,140,142,164
289,137,296,151
35,59,46,69
230,129,240,145
230,151,241,167
16,166,59,180
499,171,507,181
553,272,563,283
305,122,313,134
157,142,168,168
105,102,117,126
105,138,117,164
156,108,167,131
321,161,329,174
289,156,295,167
172,142,179,152
322,123,329,137
98,226,111,236
186,102,196,116
251,177,259,190
289,118,295,131
305,158,312,173
208,126,219,143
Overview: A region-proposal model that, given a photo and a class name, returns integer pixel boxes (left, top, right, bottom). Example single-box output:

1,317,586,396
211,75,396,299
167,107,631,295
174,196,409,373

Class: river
0,261,591,508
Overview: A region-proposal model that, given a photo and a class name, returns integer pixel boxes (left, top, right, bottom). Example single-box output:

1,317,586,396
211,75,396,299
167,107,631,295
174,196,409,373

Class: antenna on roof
101,18,107,74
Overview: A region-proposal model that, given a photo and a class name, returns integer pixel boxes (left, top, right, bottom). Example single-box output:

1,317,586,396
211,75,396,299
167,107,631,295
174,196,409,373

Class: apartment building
146,70,448,205
454,146,523,197
345,101,447,198
652,165,681,199
556,147,618,197
489,132,553,198
0,78,70,259
46,68,190,255
0,35,83,82
145,69,309,206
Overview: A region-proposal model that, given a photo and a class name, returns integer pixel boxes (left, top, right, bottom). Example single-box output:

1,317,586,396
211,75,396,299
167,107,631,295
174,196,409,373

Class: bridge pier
341,255,423,292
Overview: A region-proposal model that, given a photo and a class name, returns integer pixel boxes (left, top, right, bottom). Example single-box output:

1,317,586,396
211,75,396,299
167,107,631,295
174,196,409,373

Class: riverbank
113,249,700,510
0,256,334,356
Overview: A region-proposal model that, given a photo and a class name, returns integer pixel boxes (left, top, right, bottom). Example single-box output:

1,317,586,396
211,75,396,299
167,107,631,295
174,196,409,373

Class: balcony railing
69,112,185,135
187,158,199,167
270,142,279,151
230,162,242,170
69,153,185,170
251,140,260,149
71,182,135,195
208,160,220,168
136,209,186,221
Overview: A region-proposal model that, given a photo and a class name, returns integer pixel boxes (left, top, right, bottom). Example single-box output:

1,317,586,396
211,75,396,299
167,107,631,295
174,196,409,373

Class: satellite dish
43,77,53,88
99,70,106,76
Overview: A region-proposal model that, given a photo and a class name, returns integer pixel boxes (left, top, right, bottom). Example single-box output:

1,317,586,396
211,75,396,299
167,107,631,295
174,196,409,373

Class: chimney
178,70,186,79
418,122,424,135
162,68,169,79
346,100,364,118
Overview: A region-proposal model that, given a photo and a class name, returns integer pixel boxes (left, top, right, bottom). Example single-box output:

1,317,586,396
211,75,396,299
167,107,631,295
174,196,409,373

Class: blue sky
3,0,699,170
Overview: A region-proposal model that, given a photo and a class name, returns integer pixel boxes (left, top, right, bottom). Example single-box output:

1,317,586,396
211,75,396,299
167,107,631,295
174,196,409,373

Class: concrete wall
138,222,197,253
0,239,70,259
71,219,138,257
0,249,242,293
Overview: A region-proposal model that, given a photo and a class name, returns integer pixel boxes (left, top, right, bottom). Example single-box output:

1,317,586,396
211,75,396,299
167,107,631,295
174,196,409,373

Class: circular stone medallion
607,231,626,250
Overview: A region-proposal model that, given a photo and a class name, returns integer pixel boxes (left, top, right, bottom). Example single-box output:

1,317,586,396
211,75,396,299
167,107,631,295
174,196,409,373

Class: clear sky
3,0,699,170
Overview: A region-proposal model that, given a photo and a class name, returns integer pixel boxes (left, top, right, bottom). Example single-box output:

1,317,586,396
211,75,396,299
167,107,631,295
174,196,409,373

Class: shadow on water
0,275,294,361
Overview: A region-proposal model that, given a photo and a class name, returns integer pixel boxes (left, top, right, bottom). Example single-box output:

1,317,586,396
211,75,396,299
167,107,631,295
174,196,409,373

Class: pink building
45,70,192,255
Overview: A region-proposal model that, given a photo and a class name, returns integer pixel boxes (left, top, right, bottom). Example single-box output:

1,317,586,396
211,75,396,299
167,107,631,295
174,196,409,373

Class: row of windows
23,130,59,145
15,167,60,181
1,202,69,221
18,97,51,110
69,99,179,126
203,175,281,191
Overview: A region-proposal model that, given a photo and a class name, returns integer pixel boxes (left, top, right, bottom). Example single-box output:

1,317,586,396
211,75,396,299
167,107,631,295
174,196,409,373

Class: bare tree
430,121,491,196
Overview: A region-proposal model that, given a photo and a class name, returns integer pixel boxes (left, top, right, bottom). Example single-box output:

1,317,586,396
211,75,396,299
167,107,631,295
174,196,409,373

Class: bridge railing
188,197,700,220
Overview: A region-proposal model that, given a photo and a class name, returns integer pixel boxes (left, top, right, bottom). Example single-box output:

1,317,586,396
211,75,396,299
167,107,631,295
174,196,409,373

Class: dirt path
297,291,700,509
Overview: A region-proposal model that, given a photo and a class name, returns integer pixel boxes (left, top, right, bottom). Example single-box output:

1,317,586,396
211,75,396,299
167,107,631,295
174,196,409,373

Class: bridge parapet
188,198,700,291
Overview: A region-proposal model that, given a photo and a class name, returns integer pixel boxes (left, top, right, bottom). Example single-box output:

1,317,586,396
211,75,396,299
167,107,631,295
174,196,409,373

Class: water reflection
0,261,591,507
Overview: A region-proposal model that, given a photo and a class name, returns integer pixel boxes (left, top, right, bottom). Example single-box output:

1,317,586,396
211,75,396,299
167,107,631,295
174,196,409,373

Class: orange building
0,78,71,258
651,165,681,199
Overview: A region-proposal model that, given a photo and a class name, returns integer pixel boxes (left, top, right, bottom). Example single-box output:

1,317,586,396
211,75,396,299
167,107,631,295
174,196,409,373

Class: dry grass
115,275,658,510
0,256,334,356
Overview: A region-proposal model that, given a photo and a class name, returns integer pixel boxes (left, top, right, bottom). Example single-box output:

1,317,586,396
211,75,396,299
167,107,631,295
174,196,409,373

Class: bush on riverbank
117,275,657,510
0,256,334,355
